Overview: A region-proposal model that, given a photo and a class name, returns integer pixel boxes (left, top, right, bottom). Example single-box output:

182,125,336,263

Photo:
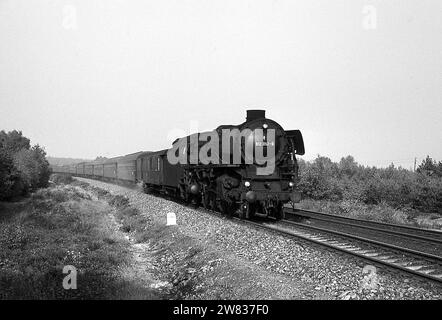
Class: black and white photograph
0,0,441,308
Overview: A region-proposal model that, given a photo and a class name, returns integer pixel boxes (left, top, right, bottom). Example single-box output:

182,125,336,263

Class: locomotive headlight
262,123,268,129
289,181,295,188
244,181,251,187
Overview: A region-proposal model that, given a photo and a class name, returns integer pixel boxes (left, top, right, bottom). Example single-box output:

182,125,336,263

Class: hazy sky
0,0,441,168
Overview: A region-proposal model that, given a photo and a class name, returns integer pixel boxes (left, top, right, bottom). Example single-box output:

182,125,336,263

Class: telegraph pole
414,157,417,172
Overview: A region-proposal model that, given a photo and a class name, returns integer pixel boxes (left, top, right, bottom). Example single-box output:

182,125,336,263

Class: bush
50,173,73,185
298,156,343,201
108,195,129,208
0,131,50,200
0,148,22,199
298,155,442,213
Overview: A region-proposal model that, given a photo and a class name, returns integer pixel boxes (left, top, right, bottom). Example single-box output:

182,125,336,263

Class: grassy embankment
0,174,212,299
0,174,158,299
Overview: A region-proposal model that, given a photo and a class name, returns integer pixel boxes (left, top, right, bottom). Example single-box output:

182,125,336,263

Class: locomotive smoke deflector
285,129,305,155
246,109,266,122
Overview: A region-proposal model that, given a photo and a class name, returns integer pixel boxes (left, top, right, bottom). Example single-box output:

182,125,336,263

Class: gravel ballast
75,177,442,300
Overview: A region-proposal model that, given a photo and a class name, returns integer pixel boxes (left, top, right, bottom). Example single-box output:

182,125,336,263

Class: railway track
194,205,442,284
275,219,441,283
195,202,441,284
270,209,442,283
286,208,442,244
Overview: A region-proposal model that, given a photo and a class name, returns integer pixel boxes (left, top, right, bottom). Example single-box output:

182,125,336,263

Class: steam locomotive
52,110,304,219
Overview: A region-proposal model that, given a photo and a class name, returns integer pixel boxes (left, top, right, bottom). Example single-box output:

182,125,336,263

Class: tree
297,154,442,213
298,155,343,200
0,130,30,153
417,156,441,177
31,145,51,188
0,148,22,200
339,155,359,178
13,145,51,191
0,130,51,199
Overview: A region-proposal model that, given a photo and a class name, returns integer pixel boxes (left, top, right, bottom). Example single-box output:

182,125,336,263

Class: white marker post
166,212,177,226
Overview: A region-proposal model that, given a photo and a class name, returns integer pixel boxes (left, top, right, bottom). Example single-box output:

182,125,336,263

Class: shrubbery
0,130,51,200
298,155,442,213
50,173,73,185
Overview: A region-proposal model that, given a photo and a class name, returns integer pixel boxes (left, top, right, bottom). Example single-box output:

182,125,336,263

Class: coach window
157,157,160,171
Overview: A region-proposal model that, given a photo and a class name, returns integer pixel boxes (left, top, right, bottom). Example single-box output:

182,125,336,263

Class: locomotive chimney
246,109,266,122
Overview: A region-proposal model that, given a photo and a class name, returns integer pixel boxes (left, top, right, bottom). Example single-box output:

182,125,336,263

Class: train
52,110,304,219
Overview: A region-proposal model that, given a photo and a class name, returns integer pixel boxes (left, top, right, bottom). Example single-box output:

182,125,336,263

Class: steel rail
280,219,442,261
238,219,442,284
285,209,442,244
287,207,442,235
